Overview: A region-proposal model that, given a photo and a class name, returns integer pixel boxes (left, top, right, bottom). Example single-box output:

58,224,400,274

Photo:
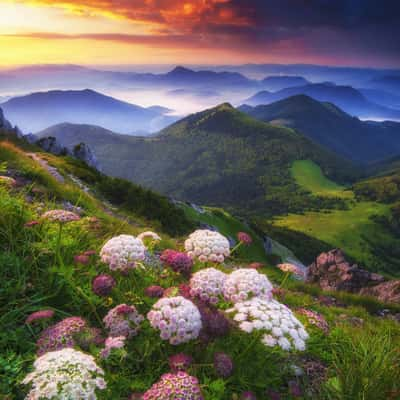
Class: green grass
273,201,400,273
291,160,352,198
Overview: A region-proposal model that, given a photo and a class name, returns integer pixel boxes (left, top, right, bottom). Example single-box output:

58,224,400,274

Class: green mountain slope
240,95,400,163
37,103,357,218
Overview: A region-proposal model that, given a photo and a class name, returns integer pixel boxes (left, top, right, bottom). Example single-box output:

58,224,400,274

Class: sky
0,0,399,68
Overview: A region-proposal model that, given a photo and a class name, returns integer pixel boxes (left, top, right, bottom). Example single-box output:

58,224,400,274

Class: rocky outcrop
0,107,12,131
307,249,386,292
360,280,400,304
72,142,101,171
36,136,68,156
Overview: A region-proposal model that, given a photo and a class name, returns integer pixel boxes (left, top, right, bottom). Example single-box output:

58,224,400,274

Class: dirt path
27,153,65,183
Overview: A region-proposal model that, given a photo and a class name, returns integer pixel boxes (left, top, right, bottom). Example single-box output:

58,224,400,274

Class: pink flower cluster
36,316,87,355
214,352,234,378
145,285,165,298
147,296,202,345
184,229,230,263
223,269,273,303
143,372,203,400
100,234,146,272
277,263,305,279
189,268,227,304
237,232,252,245
161,249,193,276
92,274,116,296
100,336,126,359
41,209,81,223
168,353,193,372
25,309,54,325
103,304,144,338
296,308,329,334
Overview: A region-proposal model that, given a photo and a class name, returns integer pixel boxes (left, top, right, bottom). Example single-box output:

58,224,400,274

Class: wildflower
130,393,144,400
248,262,264,269
143,371,203,400
103,304,144,338
168,353,193,372
147,296,202,345
184,229,230,263
223,269,273,303
100,234,146,272
100,336,126,359
36,316,87,356
83,250,97,256
92,274,116,297
214,352,233,378
74,254,90,265
145,285,165,298
22,348,106,399
296,308,329,334
189,268,227,304
25,309,54,325
195,301,231,342
24,220,40,228
237,232,252,245
277,263,305,279
137,231,161,242
41,209,80,223
226,298,309,351
161,249,193,276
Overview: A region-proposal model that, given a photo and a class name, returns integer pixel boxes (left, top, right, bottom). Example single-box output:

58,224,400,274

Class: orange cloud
7,0,250,32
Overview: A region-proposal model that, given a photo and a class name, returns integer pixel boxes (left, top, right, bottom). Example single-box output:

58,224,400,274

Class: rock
72,142,102,171
360,280,400,304
307,249,385,293
37,136,68,156
0,107,12,131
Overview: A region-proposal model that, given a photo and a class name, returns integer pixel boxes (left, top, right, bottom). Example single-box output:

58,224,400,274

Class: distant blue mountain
1,89,176,134
261,75,310,91
244,83,400,120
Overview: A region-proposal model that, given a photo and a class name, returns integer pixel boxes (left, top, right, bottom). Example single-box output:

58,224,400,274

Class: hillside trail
27,152,65,183
27,152,140,227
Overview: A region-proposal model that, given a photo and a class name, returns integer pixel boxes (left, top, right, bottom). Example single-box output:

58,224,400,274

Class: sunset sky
0,0,399,68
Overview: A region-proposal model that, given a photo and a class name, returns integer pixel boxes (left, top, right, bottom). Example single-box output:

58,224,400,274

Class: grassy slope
1,137,400,400
274,160,400,275
291,160,352,198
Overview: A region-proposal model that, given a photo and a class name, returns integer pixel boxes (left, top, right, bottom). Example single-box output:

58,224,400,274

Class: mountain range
36,103,356,217
0,89,176,134
240,95,400,163
244,83,400,120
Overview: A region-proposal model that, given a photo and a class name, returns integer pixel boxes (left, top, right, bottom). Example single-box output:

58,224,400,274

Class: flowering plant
22,348,106,399
100,234,146,272
189,268,227,304
147,296,202,345
226,298,309,351
143,371,203,400
184,229,230,263
223,269,273,303
41,209,80,223
103,304,144,338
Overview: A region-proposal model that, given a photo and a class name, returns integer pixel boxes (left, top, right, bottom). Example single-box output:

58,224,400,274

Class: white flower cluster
184,229,230,263
22,348,106,399
137,231,161,242
189,268,227,304
100,234,146,272
223,268,273,303
226,298,309,351
147,296,202,345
